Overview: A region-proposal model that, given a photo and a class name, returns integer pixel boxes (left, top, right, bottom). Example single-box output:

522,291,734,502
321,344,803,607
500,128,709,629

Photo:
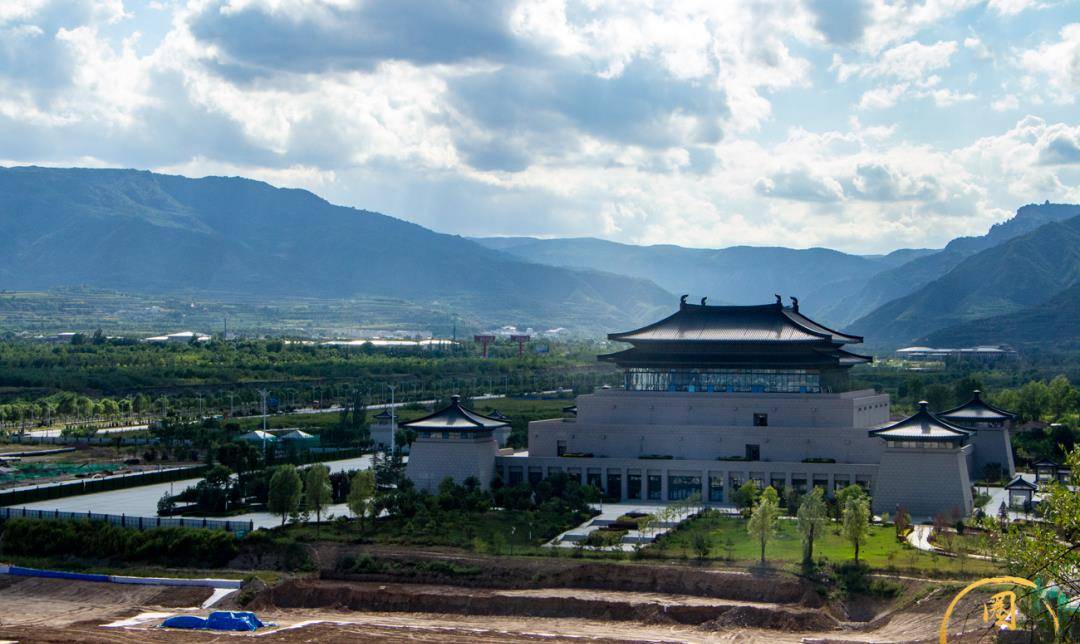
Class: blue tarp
161,615,208,630
8,566,110,583
162,611,264,631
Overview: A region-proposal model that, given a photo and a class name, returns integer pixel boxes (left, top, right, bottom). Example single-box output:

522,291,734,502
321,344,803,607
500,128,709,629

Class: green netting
0,462,118,483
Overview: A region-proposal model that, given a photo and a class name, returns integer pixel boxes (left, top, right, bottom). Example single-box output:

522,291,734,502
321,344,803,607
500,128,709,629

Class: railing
0,506,253,533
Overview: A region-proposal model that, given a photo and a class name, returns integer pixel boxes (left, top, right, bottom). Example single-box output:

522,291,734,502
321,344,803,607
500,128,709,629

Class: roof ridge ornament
680,294,689,308
790,296,799,312
774,293,782,307
700,297,707,306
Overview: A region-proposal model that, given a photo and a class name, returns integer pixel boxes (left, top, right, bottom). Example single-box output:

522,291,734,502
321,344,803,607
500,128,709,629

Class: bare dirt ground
0,573,985,644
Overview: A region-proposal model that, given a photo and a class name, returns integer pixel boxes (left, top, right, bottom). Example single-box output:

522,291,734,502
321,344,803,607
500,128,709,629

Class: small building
1032,458,1069,485
869,401,974,517
402,395,508,492
1004,475,1037,509
939,390,1016,480
278,429,317,447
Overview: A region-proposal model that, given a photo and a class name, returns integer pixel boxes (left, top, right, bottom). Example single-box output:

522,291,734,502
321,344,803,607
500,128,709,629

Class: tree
796,487,828,564
347,469,377,531
691,531,712,560
268,465,302,527
1046,375,1079,420
894,505,911,542
747,486,780,565
842,496,870,564
305,463,332,536
835,483,867,518
733,480,760,515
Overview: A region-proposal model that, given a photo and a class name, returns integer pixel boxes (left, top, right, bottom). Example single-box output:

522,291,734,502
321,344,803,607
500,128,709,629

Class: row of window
624,368,823,394
505,466,870,502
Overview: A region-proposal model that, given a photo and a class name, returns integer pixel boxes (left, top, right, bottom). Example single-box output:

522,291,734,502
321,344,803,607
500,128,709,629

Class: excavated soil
250,578,837,630
300,543,817,605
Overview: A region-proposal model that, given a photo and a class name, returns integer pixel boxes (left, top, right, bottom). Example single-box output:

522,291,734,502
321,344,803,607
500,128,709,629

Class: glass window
647,474,662,500
528,467,543,484
627,473,642,500
508,466,523,486
745,444,760,461
556,440,567,456
754,413,768,427
606,472,622,501
442,431,450,440
668,474,701,501
709,475,724,502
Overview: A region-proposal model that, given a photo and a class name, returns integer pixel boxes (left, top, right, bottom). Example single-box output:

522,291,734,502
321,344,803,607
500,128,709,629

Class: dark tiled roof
373,409,394,420
868,402,972,442
1004,475,1038,490
940,390,1016,422
608,297,863,345
400,395,509,431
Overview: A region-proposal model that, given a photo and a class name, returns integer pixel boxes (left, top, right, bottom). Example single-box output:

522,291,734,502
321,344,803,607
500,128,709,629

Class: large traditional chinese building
405,296,1015,517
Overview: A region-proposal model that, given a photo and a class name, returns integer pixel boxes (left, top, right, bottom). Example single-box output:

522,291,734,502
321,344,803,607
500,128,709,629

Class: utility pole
388,384,396,453
258,389,269,433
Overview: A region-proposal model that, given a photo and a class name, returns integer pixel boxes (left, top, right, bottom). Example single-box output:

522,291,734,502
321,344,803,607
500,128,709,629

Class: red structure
474,334,496,358
510,334,531,356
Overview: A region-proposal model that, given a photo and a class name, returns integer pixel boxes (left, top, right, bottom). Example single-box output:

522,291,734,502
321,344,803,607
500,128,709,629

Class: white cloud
0,0,1076,255
1017,23,1080,104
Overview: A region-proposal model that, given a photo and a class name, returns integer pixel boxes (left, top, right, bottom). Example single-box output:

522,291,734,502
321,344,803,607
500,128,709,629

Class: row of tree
746,484,873,566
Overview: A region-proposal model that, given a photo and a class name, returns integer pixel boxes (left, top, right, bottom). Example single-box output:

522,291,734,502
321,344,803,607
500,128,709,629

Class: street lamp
388,384,397,453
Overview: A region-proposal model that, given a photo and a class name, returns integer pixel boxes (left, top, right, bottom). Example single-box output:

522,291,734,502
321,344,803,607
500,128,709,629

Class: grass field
656,512,1001,576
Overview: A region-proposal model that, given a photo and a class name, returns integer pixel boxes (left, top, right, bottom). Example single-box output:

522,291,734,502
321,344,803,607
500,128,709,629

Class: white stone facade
405,431,498,493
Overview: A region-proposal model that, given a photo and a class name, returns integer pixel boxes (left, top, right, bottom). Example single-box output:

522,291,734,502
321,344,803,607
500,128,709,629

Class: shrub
0,518,238,567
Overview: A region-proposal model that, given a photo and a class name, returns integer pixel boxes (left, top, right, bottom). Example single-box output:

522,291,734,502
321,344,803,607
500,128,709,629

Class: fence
0,506,253,533
0,465,205,507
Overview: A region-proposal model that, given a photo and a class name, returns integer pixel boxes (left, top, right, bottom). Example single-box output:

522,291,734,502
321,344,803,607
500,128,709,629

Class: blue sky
1,0,1078,253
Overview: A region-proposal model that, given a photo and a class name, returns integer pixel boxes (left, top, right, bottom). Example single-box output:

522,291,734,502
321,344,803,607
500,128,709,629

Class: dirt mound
313,546,810,604
700,604,838,632
251,578,838,632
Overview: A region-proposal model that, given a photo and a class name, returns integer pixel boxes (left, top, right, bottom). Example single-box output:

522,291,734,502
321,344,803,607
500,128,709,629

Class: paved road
14,455,373,530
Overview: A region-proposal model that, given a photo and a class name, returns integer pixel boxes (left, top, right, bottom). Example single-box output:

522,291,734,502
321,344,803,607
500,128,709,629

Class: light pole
258,389,269,433
388,384,396,453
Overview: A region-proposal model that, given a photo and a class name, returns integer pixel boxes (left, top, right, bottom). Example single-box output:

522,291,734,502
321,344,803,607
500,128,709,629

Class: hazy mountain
923,282,1080,350
820,202,1080,325
851,214,1080,347
0,166,673,333
472,236,934,320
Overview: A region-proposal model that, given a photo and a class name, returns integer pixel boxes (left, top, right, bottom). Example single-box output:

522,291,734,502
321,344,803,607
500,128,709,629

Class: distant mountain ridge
0,166,673,333
923,281,1080,349
819,202,1080,325
851,212,1080,346
473,236,935,320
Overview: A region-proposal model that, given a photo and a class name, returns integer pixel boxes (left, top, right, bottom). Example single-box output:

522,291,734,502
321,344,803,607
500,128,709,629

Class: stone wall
405,435,498,493
871,444,973,518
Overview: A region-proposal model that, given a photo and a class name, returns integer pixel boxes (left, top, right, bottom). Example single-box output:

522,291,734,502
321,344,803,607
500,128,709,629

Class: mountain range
0,166,671,333
2,165,1078,349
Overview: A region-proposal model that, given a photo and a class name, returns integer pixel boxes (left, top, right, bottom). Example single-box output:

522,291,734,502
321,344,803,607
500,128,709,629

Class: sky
1,0,1078,254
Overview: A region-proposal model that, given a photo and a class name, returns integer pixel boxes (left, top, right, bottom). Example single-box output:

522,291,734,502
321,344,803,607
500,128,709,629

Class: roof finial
700,297,707,306
973,389,982,400
451,394,461,404
918,400,929,412
680,294,688,308
774,293,782,306
790,296,799,312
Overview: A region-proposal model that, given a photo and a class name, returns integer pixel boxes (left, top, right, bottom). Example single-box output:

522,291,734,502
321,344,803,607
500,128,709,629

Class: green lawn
275,506,591,552
656,512,1000,576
